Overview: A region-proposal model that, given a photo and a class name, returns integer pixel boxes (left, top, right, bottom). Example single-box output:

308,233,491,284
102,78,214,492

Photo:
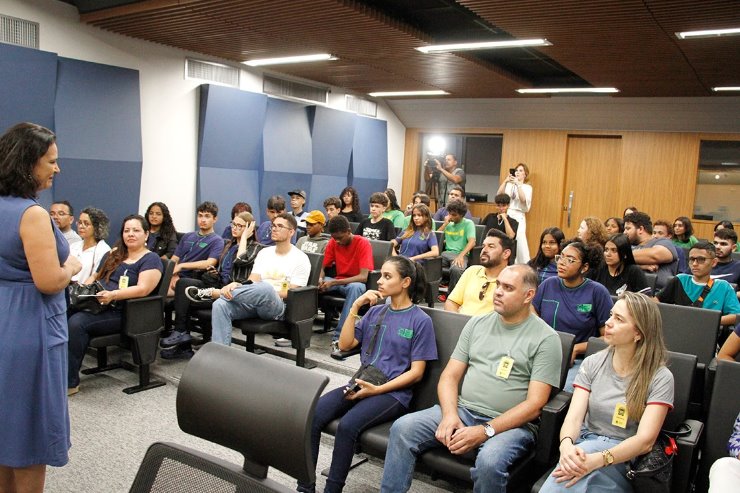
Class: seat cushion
88,334,122,348
234,319,290,336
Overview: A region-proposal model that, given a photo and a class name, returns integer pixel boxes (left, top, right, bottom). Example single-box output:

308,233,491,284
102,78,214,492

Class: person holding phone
497,163,533,264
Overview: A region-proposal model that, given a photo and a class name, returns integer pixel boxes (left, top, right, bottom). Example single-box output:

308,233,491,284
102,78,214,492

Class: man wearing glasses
50,200,81,245
207,213,311,346
656,241,740,326
446,229,515,316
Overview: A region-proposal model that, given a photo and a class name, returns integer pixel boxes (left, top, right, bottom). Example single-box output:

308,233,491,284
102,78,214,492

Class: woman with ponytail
299,256,437,493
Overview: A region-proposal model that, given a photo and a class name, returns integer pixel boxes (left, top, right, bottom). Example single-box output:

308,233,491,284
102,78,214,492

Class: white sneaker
274,338,292,347
185,286,214,302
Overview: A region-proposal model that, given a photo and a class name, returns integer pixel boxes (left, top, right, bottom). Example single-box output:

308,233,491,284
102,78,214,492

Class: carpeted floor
46,324,469,493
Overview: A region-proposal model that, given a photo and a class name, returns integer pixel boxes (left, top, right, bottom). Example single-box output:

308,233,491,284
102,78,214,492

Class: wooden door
561,136,622,238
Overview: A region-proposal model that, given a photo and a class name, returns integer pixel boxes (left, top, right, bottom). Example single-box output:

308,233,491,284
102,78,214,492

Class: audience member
624,212,678,290
593,234,650,296
656,241,739,326
672,216,698,249
50,200,81,245
529,227,565,285
319,216,373,359
604,216,624,236
497,163,532,263
426,154,465,208
717,323,740,362
437,199,476,296
356,192,395,241
577,216,609,247
622,206,638,218
482,193,519,240
653,218,688,274
339,186,363,223
712,228,740,289
382,188,406,228
324,196,342,220
288,190,309,235
391,204,438,262
714,220,740,252
446,229,514,316
220,201,251,239
708,412,740,492
541,292,673,493
168,201,224,295
533,240,613,389
379,265,562,493
68,215,163,395
295,210,329,254
70,207,111,283
433,186,472,222
257,195,286,246
206,213,310,346
401,192,434,229
299,257,435,493
145,201,178,258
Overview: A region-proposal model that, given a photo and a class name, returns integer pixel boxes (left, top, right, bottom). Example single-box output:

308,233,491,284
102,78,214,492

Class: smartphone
509,168,516,176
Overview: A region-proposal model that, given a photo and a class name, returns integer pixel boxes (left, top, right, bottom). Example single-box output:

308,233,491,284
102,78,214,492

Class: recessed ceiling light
516,87,619,94
368,90,449,97
676,27,740,39
243,53,336,67
416,39,551,53
712,86,740,92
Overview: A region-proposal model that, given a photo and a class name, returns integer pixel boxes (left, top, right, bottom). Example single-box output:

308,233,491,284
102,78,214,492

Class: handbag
345,305,391,394
626,423,692,493
69,281,111,314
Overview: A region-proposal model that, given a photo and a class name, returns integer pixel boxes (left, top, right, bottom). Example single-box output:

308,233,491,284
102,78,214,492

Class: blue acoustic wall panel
308,106,355,176
263,99,313,173
54,58,142,162
198,167,260,229
307,175,349,212
53,159,142,242
259,171,312,222
0,43,57,132
198,85,267,170
352,116,388,181
351,176,390,216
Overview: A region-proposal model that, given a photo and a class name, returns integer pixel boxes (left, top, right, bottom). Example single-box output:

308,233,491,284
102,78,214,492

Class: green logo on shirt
398,328,414,339
577,304,592,313
198,241,209,248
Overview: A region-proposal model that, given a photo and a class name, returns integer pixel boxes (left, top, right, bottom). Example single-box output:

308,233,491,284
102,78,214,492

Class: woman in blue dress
0,123,82,492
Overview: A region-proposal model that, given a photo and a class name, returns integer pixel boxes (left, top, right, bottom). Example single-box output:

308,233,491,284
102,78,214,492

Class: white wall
2,0,407,230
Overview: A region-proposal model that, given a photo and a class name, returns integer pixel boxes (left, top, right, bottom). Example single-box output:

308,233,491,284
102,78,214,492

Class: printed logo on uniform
576,304,592,313
397,327,414,339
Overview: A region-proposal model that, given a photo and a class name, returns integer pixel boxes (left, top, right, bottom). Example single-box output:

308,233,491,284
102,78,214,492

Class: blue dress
0,196,70,467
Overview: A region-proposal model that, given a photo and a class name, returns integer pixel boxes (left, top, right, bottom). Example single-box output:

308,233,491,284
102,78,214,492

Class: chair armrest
122,295,164,336
366,270,381,291
283,286,318,323
534,391,572,465
673,419,703,493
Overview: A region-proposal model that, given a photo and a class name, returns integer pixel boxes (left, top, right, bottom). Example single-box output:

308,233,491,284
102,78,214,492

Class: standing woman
497,163,533,263
594,234,650,296
0,123,82,492
299,257,437,493
145,201,178,258
339,186,363,223
391,204,439,262
69,207,111,283
529,227,565,284
541,292,674,492
672,216,698,249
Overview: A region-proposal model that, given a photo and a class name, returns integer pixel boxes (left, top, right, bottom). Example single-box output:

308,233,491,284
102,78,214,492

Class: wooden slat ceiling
78,0,740,98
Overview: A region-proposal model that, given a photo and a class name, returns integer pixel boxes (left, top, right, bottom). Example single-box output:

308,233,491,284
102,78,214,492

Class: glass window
693,140,740,222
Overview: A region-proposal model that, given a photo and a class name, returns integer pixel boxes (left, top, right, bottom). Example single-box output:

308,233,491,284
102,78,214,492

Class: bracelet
349,311,361,320
559,436,573,446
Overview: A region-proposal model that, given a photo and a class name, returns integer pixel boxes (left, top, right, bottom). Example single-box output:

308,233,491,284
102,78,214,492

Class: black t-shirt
482,213,519,237
594,263,650,296
356,217,395,241
340,210,364,224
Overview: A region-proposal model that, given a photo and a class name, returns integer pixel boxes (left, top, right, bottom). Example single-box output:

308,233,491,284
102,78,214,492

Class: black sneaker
185,286,215,302
160,330,192,347
160,345,194,360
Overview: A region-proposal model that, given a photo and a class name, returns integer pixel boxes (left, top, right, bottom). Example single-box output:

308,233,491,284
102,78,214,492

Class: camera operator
424,154,465,208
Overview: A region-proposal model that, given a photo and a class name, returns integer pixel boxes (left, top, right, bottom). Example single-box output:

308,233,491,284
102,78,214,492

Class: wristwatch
602,449,614,467
482,422,496,439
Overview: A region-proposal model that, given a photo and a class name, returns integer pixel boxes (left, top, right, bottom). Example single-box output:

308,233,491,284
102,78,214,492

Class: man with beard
712,228,740,295
445,229,514,316
623,212,677,290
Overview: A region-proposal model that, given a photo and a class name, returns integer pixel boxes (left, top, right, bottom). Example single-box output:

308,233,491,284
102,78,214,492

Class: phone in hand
509,168,516,176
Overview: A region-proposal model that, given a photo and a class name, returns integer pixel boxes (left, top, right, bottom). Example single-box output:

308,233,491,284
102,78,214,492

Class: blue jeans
298,387,406,493
380,404,535,493
323,278,366,341
67,309,123,387
564,357,583,391
210,282,285,345
540,430,629,492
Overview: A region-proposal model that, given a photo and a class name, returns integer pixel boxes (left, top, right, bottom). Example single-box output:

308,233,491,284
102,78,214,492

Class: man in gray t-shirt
380,265,563,493
624,212,678,290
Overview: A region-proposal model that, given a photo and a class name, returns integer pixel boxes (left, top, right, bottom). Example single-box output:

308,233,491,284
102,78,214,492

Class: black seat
83,258,175,394
129,343,329,492
422,256,443,308
644,272,657,295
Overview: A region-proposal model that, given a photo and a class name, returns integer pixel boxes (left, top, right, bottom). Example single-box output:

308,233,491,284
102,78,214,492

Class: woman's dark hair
145,201,177,242
0,122,56,198
561,239,603,274
529,227,565,269
714,220,735,232
81,207,110,242
98,214,149,282
401,204,433,239
622,206,639,218
383,256,427,304
230,201,252,218
605,216,624,234
673,216,694,241
606,233,636,268
340,186,360,212
384,188,401,211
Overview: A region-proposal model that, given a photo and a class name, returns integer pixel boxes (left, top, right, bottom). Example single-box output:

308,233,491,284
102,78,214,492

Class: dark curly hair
145,201,177,244
561,239,604,274
0,122,56,198
340,186,361,213
80,207,110,242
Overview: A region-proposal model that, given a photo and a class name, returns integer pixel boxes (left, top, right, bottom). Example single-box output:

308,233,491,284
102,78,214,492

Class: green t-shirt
443,218,476,255
383,209,407,229
451,311,562,432
672,236,698,249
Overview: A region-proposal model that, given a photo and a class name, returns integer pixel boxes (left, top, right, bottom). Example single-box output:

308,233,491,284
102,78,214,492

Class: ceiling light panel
416,38,552,53
243,54,336,67
368,90,449,97
676,27,740,39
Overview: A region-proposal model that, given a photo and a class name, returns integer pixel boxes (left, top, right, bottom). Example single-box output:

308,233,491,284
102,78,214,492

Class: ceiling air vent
345,94,377,117
263,75,328,104
0,14,39,49
185,58,239,87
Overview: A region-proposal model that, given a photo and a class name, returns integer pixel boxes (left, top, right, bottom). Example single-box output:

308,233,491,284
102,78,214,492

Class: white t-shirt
250,245,311,291
70,240,111,282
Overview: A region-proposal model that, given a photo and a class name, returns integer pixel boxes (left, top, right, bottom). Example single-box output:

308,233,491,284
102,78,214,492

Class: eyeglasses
49,212,69,217
478,281,491,301
555,254,579,265
230,222,246,229
271,223,291,231
688,256,712,264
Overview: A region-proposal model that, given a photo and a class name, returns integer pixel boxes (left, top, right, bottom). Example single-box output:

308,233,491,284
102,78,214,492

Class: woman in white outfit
497,163,532,263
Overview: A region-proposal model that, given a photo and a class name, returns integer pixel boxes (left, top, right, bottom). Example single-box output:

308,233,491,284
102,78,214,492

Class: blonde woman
541,292,674,492
497,163,532,263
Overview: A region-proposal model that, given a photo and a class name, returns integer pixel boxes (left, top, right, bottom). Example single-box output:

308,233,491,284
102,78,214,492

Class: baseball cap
304,210,326,225
288,189,306,200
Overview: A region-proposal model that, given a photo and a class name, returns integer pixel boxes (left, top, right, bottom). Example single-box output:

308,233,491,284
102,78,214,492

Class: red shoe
437,294,447,303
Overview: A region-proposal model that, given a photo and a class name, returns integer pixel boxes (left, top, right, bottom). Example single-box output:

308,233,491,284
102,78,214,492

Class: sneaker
274,337,292,347
160,345,194,360
67,386,79,396
331,345,361,361
185,286,215,302
160,330,193,347
437,293,447,303
331,340,339,353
